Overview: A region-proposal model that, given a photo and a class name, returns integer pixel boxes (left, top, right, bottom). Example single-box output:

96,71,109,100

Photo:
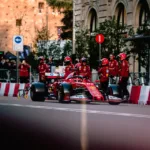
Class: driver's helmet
64,56,72,65
118,53,127,61
101,58,109,66
81,57,87,64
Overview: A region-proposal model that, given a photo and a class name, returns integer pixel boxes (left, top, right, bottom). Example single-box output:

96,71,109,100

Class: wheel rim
58,91,61,101
30,90,33,98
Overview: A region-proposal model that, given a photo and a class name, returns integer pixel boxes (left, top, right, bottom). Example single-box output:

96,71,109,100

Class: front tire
58,88,64,103
108,101,120,105
58,86,70,103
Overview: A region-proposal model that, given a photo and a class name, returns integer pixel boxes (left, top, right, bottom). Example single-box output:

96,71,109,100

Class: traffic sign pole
13,35,23,83
95,34,104,61
17,52,19,83
99,43,101,61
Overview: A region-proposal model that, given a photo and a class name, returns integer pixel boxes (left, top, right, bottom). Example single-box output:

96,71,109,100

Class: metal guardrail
92,72,149,86
129,72,149,86
0,69,149,85
0,69,32,83
0,69,17,82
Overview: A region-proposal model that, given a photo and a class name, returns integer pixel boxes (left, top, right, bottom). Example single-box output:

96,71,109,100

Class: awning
125,35,150,41
4,52,16,59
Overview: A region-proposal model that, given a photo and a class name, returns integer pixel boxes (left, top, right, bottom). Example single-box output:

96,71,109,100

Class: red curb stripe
129,86,141,104
13,83,20,97
4,83,10,96
147,91,150,105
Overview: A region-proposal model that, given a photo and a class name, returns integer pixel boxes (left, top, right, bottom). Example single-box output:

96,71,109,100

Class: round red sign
95,34,104,44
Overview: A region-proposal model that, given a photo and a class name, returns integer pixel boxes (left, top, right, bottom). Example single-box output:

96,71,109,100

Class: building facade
0,0,63,53
75,0,150,32
75,0,150,76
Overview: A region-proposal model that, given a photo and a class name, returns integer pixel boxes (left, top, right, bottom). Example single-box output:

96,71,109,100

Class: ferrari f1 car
30,72,122,105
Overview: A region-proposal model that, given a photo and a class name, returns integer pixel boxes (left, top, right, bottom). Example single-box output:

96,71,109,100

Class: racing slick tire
58,83,71,103
30,82,46,102
108,100,121,105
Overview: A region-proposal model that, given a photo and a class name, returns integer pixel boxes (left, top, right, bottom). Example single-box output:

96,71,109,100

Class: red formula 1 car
30,72,122,105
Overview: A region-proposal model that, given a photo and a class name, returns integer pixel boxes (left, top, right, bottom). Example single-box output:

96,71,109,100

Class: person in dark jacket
47,56,55,73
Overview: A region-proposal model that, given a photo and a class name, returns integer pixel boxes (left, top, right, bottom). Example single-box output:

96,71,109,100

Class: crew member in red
74,58,81,68
64,56,74,78
78,57,91,79
38,57,49,82
109,54,118,76
118,53,129,100
98,58,109,100
18,59,30,83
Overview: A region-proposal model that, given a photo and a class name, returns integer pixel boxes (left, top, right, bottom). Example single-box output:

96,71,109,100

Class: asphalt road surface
1,96,150,150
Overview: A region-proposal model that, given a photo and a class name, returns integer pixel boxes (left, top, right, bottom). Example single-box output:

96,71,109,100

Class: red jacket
75,62,81,68
98,66,109,82
64,64,74,78
19,63,30,77
78,65,91,79
119,60,129,77
38,63,49,75
109,59,118,76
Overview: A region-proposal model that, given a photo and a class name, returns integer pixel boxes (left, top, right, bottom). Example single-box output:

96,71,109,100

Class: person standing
118,53,129,100
18,60,30,83
78,57,91,80
74,58,81,68
38,57,49,82
64,56,74,79
47,56,55,73
109,54,119,83
98,58,109,100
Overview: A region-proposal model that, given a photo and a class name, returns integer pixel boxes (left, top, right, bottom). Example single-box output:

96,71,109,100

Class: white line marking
0,103,150,119
81,102,88,150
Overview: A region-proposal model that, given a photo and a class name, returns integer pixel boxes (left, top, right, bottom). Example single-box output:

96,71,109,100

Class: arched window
115,3,126,26
139,0,150,26
88,8,97,32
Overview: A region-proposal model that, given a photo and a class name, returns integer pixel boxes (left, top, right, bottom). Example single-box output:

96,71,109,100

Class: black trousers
101,81,109,95
20,77,29,83
118,77,129,98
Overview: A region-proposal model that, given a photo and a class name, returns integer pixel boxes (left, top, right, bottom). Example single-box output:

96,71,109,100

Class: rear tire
30,87,45,102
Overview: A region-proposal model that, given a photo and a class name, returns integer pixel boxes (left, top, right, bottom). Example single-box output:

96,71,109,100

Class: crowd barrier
0,82,150,105
128,85,150,105
0,82,30,97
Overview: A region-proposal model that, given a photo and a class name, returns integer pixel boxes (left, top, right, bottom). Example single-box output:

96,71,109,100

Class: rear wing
45,72,64,79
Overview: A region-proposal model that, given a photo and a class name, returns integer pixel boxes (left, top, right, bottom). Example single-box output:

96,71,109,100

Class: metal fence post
29,66,32,84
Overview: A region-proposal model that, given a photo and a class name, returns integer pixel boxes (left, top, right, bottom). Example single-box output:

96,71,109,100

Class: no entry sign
95,34,104,44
